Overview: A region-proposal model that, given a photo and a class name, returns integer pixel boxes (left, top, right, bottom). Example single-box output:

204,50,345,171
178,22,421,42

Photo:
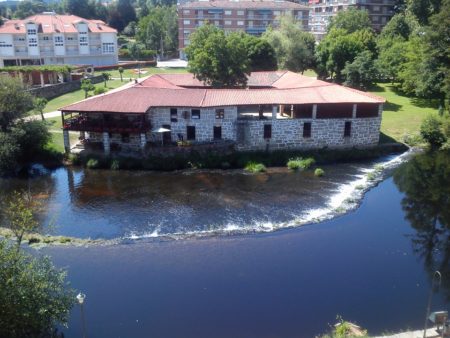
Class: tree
263,15,315,73
243,35,277,71
376,37,408,82
0,132,20,175
0,76,34,132
113,0,136,32
186,24,250,87
34,97,47,121
128,41,145,60
118,66,124,82
420,114,446,148
1,190,40,249
407,0,442,25
81,78,95,99
14,1,48,19
343,50,378,89
137,6,178,57
64,0,91,18
0,240,75,337
378,12,419,40
327,7,372,33
101,72,110,87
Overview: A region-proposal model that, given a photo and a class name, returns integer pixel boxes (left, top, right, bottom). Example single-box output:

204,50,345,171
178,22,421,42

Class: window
263,124,272,139
170,108,178,122
43,36,50,41
183,20,191,25
237,21,244,26
344,121,352,137
237,10,245,15
213,126,222,140
80,36,88,43
225,10,232,15
54,36,64,43
191,109,200,119
303,122,312,138
225,20,232,25
121,133,130,143
27,29,37,35
0,43,13,48
215,109,224,119
187,126,196,140
102,42,115,53
248,21,253,27
183,9,190,14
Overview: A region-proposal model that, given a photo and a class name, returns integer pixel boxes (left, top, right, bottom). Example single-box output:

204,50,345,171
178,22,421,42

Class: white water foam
124,149,415,241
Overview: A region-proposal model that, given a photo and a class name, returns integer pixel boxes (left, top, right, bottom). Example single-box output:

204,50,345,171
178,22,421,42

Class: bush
0,132,20,175
110,159,120,170
86,158,100,169
94,87,107,95
420,115,446,148
314,168,325,177
245,162,266,173
287,157,316,170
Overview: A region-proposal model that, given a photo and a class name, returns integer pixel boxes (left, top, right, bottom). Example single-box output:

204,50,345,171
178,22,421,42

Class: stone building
60,71,385,155
0,12,118,67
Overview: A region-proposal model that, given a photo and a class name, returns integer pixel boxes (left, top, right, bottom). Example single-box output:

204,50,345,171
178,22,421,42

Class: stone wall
236,117,381,151
150,107,237,142
29,75,103,100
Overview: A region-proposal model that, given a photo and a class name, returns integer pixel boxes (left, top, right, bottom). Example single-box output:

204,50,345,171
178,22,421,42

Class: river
1,150,449,337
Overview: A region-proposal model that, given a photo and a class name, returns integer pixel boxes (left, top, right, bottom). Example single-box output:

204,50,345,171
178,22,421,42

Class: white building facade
0,12,118,67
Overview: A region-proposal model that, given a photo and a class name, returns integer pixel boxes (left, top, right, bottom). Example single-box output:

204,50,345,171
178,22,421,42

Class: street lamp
76,292,87,338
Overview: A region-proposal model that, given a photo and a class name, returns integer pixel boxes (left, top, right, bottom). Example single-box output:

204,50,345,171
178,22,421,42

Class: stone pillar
312,104,317,119
63,129,70,153
140,133,147,150
40,72,45,87
378,104,384,116
352,104,357,119
272,105,278,119
102,132,110,155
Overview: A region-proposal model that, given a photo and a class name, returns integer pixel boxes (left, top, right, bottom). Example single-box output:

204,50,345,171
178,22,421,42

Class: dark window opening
187,126,196,140
344,121,352,137
293,104,313,118
213,126,222,140
121,133,130,143
303,122,312,138
317,104,353,119
356,103,379,118
170,108,178,122
163,124,172,144
191,109,201,119
264,124,272,139
215,109,224,119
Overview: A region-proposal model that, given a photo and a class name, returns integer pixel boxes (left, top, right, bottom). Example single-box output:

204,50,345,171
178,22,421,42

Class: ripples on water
0,150,415,240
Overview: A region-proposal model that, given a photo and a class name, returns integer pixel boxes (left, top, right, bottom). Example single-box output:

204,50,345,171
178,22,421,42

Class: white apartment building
0,12,118,67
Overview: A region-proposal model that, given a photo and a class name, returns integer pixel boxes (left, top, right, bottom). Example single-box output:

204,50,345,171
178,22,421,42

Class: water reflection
394,150,450,300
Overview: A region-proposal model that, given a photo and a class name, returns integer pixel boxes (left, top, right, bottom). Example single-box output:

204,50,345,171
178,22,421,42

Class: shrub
402,133,423,146
287,157,315,170
93,87,106,95
110,159,120,170
367,172,377,181
314,168,325,177
420,115,446,148
245,161,266,173
86,158,100,169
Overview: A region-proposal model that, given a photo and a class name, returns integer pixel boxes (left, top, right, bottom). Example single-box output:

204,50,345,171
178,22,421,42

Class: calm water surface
2,151,449,337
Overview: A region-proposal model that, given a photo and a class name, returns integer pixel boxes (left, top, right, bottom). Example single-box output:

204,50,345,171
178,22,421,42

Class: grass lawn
370,83,439,143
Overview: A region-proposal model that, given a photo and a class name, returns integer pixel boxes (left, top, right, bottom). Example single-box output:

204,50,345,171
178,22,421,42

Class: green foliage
343,50,378,90
244,162,267,173
0,76,34,131
101,72,110,87
94,86,107,95
11,120,51,162
407,0,442,25
0,240,75,338
0,65,72,73
314,168,325,177
86,158,100,169
1,190,40,247
287,157,315,170
80,78,95,99
136,6,178,56
33,97,48,121
127,41,146,60
420,114,446,147
376,36,408,82
0,132,20,175
263,15,316,73
378,12,419,40
327,8,372,34
111,159,120,170
242,34,278,71
186,24,250,87
118,66,124,82
119,48,156,60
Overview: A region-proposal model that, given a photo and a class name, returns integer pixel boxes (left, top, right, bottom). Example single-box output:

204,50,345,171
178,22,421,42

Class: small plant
245,161,266,173
110,159,120,170
314,168,325,177
118,67,124,82
420,114,446,148
355,184,364,190
94,87,106,95
86,158,100,169
287,157,315,170
374,164,384,172
367,172,377,181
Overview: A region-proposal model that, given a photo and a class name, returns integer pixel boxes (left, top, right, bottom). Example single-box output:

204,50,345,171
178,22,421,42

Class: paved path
156,58,187,68
374,327,441,338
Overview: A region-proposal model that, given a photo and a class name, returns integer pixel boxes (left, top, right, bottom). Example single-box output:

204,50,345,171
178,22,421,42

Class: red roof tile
61,71,385,113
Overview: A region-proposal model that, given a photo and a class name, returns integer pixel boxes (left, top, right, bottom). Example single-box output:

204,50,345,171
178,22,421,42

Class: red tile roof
0,13,116,34
61,71,385,113
179,0,309,10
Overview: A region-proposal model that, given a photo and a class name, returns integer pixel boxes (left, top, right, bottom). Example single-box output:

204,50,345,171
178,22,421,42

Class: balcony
63,116,151,134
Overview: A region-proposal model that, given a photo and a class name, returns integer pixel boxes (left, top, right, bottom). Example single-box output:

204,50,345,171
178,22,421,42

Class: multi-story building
178,0,310,59
309,0,395,39
0,12,118,67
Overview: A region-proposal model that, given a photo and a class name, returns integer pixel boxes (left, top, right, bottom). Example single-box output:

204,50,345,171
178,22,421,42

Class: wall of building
29,74,103,99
